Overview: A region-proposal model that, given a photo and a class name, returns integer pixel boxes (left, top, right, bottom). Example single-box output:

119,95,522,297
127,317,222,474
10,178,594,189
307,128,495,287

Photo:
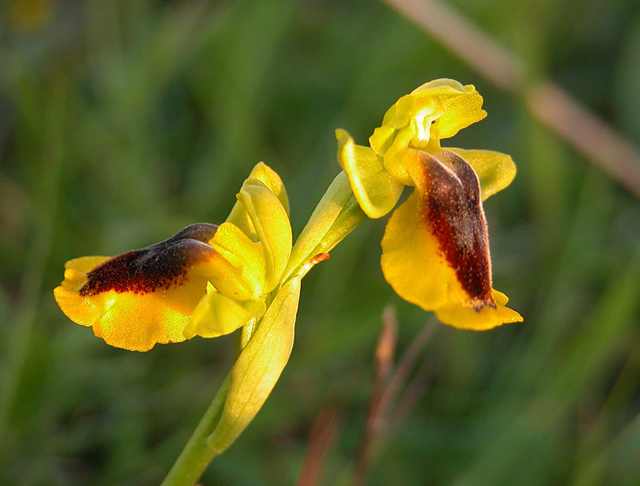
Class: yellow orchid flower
337,79,522,330
54,163,292,351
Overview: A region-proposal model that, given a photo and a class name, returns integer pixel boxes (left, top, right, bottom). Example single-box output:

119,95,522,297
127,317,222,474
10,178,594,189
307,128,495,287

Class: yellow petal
64,256,111,274
238,179,292,292
54,276,207,352
381,190,450,310
435,290,523,330
227,162,290,239
183,290,266,339
369,79,487,182
381,94,415,129
446,148,516,201
336,129,404,219
382,126,416,185
369,125,396,157
54,257,110,324
248,162,290,214
411,78,469,95
206,222,266,300
59,256,110,290
411,79,487,139
93,289,202,351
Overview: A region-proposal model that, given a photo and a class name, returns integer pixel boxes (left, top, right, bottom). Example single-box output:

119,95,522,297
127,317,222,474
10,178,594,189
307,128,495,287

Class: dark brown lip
419,150,496,310
79,223,219,296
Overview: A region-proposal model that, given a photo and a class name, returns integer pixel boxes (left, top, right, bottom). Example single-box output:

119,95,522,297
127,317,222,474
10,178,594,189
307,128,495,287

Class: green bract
208,277,301,454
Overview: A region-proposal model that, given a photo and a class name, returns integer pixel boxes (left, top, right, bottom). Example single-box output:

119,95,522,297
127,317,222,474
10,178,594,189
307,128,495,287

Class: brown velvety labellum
420,150,495,310
80,223,218,296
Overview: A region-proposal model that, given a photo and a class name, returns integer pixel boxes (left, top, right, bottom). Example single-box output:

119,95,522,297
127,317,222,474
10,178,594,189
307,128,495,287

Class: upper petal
411,79,487,139
368,79,487,185
227,162,290,239
336,129,404,219
237,179,292,292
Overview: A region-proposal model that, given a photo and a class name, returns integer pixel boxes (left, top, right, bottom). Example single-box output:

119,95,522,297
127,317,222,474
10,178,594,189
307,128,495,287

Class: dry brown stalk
353,310,439,485
353,306,399,486
297,406,341,486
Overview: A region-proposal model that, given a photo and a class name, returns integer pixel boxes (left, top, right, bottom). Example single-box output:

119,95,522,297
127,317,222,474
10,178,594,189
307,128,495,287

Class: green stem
159,375,231,486
284,172,366,282
160,171,366,486
296,195,366,280
281,171,353,283
311,194,366,254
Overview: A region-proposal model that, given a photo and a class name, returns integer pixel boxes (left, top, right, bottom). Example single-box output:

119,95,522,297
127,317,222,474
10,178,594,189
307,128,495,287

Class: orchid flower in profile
54,163,293,352
55,162,313,468
336,79,523,330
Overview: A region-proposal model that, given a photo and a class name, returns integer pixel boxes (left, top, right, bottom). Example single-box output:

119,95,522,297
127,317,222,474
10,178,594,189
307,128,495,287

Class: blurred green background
1,0,640,485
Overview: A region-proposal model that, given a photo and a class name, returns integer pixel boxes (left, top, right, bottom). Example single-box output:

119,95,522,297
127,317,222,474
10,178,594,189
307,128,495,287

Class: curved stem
287,192,366,282
282,171,353,283
160,172,366,486
160,376,231,486
310,195,366,255
294,195,366,280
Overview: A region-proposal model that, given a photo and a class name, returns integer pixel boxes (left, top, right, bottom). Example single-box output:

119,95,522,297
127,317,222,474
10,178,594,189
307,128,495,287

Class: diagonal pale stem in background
382,0,640,199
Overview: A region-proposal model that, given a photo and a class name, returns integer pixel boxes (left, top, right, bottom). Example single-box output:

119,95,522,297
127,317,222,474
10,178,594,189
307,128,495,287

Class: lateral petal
206,222,266,300
446,148,517,201
336,129,404,219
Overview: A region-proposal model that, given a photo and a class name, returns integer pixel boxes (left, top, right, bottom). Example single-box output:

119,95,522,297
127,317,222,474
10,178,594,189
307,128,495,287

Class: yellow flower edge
54,256,206,352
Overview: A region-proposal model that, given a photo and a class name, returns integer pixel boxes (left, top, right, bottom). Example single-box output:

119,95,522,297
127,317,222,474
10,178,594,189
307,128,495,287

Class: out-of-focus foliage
1,0,639,485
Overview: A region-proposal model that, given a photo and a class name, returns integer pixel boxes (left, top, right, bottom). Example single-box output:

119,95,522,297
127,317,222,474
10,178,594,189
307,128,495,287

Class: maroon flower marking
79,223,219,296
420,150,495,310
